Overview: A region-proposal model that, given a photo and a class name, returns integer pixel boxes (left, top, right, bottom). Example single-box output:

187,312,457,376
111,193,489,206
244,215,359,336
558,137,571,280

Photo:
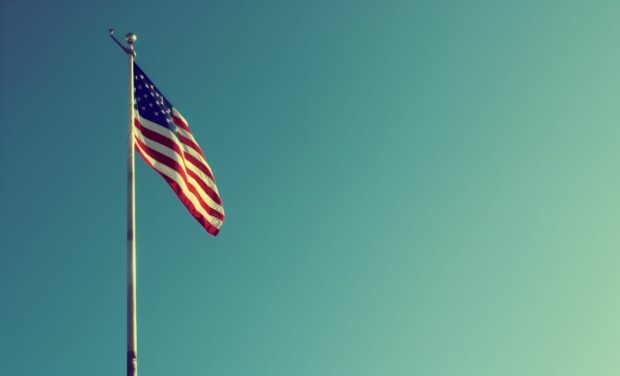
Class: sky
1,0,619,375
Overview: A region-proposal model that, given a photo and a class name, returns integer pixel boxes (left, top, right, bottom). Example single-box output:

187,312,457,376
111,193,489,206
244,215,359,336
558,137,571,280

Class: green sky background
1,0,619,375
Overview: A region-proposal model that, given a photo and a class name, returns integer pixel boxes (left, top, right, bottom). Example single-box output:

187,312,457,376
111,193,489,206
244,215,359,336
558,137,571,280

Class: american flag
132,63,224,236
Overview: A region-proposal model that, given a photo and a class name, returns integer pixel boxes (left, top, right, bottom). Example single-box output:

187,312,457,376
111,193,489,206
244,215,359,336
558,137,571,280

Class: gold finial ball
125,32,137,45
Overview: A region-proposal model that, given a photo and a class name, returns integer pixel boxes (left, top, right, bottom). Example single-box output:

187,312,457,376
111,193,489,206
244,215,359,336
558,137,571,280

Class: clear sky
1,0,619,375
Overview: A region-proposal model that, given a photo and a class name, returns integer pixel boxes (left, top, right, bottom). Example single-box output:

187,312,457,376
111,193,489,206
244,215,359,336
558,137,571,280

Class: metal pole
125,32,138,376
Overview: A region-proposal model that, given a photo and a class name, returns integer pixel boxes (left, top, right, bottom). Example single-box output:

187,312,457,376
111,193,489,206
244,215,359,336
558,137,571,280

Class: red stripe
135,118,221,203
170,115,210,162
172,114,190,132
135,136,225,221
183,151,215,181
135,137,225,221
161,175,221,235
177,132,206,159
168,115,214,180
134,119,182,156
135,146,221,236
186,168,222,205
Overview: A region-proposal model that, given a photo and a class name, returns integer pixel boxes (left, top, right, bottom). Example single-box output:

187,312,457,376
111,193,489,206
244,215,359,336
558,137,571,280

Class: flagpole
125,32,138,376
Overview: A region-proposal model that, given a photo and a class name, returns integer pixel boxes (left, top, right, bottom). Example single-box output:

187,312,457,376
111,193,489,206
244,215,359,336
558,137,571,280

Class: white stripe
134,126,225,214
184,162,220,196
135,140,224,229
136,115,221,197
172,108,188,127
174,126,217,182
175,126,195,142
136,114,216,184
181,144,216,182
170,109,216,178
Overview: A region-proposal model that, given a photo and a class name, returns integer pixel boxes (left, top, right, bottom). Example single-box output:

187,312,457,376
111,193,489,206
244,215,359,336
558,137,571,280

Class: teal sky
1,0,619,375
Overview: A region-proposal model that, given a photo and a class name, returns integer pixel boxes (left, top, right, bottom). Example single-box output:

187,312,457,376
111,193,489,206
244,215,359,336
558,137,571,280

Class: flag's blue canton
133,63,177,134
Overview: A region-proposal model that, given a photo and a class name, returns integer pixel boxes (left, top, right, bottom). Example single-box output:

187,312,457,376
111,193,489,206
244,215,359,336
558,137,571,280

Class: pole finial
125,33,137,45
109,28,137,57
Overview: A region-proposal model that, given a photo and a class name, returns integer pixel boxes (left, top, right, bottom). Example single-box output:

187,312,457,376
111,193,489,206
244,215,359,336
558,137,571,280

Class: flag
132,63,224,236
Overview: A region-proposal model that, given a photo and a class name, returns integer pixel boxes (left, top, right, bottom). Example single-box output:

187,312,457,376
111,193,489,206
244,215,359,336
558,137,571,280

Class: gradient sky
1,0,619,375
